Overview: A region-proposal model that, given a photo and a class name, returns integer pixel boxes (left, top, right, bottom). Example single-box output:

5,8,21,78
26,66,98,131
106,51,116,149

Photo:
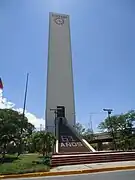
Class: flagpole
19,73,29,155
0,78,3,98
22,73,29,118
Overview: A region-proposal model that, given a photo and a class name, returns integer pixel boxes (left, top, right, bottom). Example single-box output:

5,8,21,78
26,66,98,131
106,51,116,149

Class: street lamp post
50,109,57,137
103,108,116,150
103,109,113,118
50,107,64,137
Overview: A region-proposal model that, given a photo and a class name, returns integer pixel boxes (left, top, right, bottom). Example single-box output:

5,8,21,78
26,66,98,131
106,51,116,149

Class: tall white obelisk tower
45,13,75,134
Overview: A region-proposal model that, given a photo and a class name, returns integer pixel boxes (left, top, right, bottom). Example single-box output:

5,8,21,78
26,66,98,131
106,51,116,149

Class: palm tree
32,131,56,157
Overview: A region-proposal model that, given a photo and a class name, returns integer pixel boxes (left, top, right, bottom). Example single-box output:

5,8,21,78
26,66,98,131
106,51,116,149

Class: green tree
74,122,86,135
31,131,56,156
117,111,135,150
98,115,118,149
0,109,35,159
83,128,94,142
98,110,135,151
74,122,94,142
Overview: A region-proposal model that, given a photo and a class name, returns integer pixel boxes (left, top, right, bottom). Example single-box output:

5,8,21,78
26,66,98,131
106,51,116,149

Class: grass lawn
0,154,50,175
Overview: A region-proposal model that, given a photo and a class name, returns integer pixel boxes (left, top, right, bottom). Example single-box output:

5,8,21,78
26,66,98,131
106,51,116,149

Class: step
52,152,135,160
52,157,135,167
53,150,127,155
52,156,135,163
51,152,135,167
53,151,135,158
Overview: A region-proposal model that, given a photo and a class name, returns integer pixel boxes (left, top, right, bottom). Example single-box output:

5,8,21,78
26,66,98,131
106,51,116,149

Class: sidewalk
50,161,135,172
1,161,135,179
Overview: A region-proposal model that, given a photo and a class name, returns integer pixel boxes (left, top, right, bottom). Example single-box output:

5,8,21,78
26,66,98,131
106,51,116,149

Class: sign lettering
52,14,68,19
61,135,75,142
68,136,75,141
65,142,72,147
60,142,83,148
61,136,69,142
52,14,68,26
61,143,65,147
60,135,83,148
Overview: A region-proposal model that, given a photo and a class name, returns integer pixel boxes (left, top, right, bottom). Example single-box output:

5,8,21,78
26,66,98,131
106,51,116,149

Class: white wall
45,12,75,133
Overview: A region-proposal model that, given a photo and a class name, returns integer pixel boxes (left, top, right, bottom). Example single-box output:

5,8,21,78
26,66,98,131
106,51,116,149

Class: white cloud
0,89,45,128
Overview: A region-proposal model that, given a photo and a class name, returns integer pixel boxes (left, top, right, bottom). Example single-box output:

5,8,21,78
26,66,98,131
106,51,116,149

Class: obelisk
45,12,75,134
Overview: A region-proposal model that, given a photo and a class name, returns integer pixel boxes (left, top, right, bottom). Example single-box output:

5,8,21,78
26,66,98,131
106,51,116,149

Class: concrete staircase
51,152,135,167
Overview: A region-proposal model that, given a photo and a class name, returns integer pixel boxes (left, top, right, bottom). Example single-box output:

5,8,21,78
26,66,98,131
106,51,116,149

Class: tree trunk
1,144,6,163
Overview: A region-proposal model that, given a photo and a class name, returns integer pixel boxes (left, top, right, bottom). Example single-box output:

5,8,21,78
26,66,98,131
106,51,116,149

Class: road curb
0,166,135,179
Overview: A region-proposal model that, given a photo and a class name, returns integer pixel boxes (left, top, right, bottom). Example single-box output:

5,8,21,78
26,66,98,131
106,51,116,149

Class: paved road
5,170,135,180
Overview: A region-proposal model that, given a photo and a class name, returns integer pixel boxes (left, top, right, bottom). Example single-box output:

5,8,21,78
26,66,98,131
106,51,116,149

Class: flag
0,78,3,89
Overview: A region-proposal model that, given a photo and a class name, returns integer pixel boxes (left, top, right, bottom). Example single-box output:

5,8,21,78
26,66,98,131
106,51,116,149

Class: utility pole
89,114,93,134
50,108,57,137
103,108,116,150
89,112,106,133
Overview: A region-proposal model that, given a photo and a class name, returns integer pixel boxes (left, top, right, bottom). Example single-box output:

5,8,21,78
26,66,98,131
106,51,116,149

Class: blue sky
0,0,135,131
